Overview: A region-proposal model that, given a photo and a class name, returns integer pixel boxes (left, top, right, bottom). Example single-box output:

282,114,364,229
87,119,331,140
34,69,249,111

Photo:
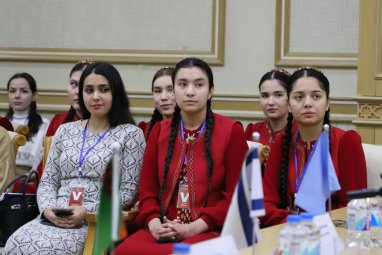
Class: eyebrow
292,90,323,94
177,77,206,82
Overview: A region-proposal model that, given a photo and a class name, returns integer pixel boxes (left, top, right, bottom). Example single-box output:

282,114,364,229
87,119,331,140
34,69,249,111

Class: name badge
69,187,84,206
177,183,190,209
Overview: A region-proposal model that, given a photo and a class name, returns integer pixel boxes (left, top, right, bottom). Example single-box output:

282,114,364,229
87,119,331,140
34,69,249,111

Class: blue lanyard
293,132,318,192
78,121,109,177
180,119,206,165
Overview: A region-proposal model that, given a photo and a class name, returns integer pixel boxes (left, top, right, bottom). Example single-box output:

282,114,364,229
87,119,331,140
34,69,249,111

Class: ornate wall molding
0,89,357,125
354,96,382,125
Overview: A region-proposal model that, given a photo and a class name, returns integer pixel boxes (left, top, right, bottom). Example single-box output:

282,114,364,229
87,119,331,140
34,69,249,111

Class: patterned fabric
176,128,201,224
4,120,145,254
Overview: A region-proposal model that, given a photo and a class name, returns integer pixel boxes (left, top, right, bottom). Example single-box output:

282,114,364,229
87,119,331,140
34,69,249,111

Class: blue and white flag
221,146,265,249
295,128,341,215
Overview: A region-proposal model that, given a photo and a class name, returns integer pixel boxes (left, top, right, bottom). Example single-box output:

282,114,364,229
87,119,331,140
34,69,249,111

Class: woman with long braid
115,57,248,255
138,66,176,140
261,66,367,227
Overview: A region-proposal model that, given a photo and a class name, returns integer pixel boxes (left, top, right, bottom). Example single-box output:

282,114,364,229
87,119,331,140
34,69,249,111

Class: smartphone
52,208,74,217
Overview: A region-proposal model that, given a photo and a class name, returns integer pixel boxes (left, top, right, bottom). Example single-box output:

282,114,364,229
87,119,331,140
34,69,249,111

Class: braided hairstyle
146,66,175,140
158,57,215,218
64,60,93,123
78,61,136,127
278,66,331,208
6,72,43,139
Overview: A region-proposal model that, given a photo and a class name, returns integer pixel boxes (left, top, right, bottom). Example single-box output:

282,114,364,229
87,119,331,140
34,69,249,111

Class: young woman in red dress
115,57,248,255
138,66,176,140
261,66,367,227
245,68,292,146
46,60,94,136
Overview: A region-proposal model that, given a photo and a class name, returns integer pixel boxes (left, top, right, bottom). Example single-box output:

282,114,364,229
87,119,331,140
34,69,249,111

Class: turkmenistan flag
92,155,123,255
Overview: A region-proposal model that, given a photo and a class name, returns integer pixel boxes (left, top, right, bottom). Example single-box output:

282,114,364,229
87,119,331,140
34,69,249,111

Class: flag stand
251,132,261,255
323,124,332,219
111,143,121,255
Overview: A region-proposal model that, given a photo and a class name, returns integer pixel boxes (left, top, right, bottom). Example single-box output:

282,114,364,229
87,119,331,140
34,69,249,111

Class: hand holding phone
52,208,74,217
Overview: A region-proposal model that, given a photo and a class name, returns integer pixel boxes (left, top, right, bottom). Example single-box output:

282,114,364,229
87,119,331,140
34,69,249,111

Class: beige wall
0,0,358,129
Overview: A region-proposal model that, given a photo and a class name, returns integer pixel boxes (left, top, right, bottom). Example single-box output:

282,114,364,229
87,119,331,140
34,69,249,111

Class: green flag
92,157,120,255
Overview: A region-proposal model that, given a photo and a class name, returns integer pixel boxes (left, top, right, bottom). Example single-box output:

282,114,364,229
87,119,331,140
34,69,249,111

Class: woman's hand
147,217,180,242
65,205,87,227
157,217,208,241
163,218,209,241
42,206,86,228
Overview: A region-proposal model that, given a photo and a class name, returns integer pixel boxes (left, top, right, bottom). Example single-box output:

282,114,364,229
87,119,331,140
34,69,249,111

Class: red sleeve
199,122,248,230
138,121,147,132
46,114,62,136
244,123,254,140
136,123,161,227
337,130,367,207
261,134,290,227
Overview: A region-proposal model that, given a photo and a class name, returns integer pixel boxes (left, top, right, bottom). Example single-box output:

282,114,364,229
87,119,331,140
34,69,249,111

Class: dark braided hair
146,108,162,140
64,60,93,123
158,57,215,219
278,66,331,208
279,112,294,208
6,72,43,139
146,66,175,140
159,105,181,217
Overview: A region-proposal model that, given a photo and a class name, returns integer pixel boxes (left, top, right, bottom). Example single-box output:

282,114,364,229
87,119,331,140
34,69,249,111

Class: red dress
115,114,248,255
46,111,79,136
0,116,14,131
245,120,298,146
138,121,151,140
261,126,367,227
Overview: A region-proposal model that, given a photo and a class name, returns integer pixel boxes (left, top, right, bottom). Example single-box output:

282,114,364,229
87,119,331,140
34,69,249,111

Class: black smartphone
52,208,74,217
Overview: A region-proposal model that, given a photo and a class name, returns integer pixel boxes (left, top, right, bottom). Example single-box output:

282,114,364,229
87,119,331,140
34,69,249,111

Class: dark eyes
260,92,285,98
70,81,79,88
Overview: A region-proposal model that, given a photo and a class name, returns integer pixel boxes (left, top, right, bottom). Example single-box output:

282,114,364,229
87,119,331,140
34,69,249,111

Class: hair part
258,68,290,91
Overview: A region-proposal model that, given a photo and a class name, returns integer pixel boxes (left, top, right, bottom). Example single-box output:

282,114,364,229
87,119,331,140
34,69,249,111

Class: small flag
93,144,121,255
295,128,341,215
221,146,265,249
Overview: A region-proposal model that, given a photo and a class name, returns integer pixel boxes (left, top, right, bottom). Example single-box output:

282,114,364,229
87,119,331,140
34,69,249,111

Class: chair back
362,143,382,189
42,136,53,170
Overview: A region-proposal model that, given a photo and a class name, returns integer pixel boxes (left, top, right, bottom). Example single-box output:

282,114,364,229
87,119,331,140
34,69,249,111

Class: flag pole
111,143,121,253
323,124,332,218
251,132,260,255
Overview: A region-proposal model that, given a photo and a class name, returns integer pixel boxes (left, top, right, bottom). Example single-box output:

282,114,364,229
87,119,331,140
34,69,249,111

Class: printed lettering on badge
69,187,84,206
177,184,190,209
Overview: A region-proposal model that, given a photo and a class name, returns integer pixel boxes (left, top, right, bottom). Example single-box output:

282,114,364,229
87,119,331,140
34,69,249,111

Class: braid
64,106,77,124
158,105,181,219
279,112,293,208
324,109,332,152
147,108,163,141
204,100,214,203
27,102,43,139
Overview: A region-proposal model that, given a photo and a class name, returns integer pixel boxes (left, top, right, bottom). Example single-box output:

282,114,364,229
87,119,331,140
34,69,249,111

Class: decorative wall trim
275,0,358,68
0,89,357,124
0,0,225,65
354,96,382,126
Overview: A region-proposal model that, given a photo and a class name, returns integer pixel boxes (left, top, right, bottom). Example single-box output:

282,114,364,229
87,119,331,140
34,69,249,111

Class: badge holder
177,181,190,209
69,169,84,206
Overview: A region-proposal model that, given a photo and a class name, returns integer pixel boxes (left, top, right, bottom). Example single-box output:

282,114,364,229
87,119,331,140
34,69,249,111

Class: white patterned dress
4,120,145,254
